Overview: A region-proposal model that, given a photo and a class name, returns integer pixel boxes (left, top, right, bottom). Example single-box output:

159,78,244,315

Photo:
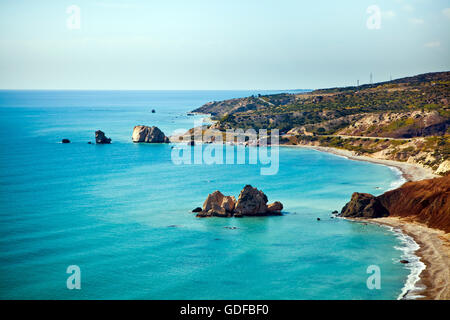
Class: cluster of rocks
194,185,283,218
62,130,112,144
132,125,170,143
62,126,171,145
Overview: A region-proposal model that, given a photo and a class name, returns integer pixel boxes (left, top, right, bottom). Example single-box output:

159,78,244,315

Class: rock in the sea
340,192,389,218
199,190,236,216
95,130,111,144
151,109,156,113
400,260,409,264
132,125,170,143
192,207,202,213
207,204,229,217
203,190,226,212
267,201,283,214
234,185,268,216
196,185,282,218
61,139,70,143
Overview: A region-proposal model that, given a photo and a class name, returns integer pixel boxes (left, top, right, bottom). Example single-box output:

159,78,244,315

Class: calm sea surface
0,90,411,299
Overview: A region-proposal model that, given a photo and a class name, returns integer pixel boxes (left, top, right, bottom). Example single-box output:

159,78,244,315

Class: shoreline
282,144,438,182
307,145,448,300
350,217,450,300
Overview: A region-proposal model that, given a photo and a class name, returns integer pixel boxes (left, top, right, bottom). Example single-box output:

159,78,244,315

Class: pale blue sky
0,0,449,89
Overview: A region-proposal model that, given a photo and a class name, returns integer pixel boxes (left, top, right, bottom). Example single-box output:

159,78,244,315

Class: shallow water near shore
0,90,416,299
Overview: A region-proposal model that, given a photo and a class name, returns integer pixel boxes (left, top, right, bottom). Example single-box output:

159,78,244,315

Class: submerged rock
95,130,111,144
196,185,282,218
132,125,170,143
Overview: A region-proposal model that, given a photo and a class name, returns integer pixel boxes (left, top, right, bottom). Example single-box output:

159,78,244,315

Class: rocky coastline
338,174,450,300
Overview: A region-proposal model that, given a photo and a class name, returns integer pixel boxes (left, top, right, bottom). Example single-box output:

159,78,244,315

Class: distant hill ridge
190,71,449,175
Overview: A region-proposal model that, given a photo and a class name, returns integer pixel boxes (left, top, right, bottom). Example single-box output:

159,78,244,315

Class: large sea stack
339,175,450,232
132,125,170,143
196,185,283,218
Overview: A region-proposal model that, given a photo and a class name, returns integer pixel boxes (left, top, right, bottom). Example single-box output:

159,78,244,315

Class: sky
0,0,449,90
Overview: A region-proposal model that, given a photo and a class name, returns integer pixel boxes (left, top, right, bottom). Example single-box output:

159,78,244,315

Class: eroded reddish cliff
340,175,450,232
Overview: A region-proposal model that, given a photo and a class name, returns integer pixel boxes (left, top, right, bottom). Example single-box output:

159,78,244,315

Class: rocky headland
339,175,450,232
188,71,449,177
195,185,283,217
132,125,170,143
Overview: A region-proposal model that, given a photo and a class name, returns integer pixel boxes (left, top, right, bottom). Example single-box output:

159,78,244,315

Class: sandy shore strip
350,217,450,300
283,145,437,182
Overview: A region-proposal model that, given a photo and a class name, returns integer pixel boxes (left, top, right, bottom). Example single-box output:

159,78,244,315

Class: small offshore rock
192,207,202,213
95,130,112,144
61,139,70,144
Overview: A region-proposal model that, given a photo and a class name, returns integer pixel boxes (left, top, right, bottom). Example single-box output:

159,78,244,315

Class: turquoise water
0,90,411,299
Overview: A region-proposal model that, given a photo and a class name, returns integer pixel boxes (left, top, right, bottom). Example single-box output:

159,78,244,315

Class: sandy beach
361,217,450,300
301,145,448,300
284,145,438,182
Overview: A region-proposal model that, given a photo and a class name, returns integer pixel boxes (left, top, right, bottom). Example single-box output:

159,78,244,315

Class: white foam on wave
384,225,426,300
387,166,407,191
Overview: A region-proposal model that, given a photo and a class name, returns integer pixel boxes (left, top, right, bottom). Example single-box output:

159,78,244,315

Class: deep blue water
0,90,411,299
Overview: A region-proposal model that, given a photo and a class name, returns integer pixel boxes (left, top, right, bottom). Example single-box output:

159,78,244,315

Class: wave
387,166,407,191
385,225,426,300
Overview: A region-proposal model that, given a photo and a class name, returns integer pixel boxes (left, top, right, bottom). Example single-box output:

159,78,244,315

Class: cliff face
378,175,450,232
337,111,449,139
340,175,450,233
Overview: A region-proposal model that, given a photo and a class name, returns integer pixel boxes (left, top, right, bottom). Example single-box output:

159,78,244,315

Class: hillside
190,71,450,174
193,71,449,134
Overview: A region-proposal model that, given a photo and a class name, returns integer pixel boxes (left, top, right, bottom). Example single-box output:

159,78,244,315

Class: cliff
340,175,450,233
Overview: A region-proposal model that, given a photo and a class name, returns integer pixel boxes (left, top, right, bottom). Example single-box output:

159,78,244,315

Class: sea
0,90,422,299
